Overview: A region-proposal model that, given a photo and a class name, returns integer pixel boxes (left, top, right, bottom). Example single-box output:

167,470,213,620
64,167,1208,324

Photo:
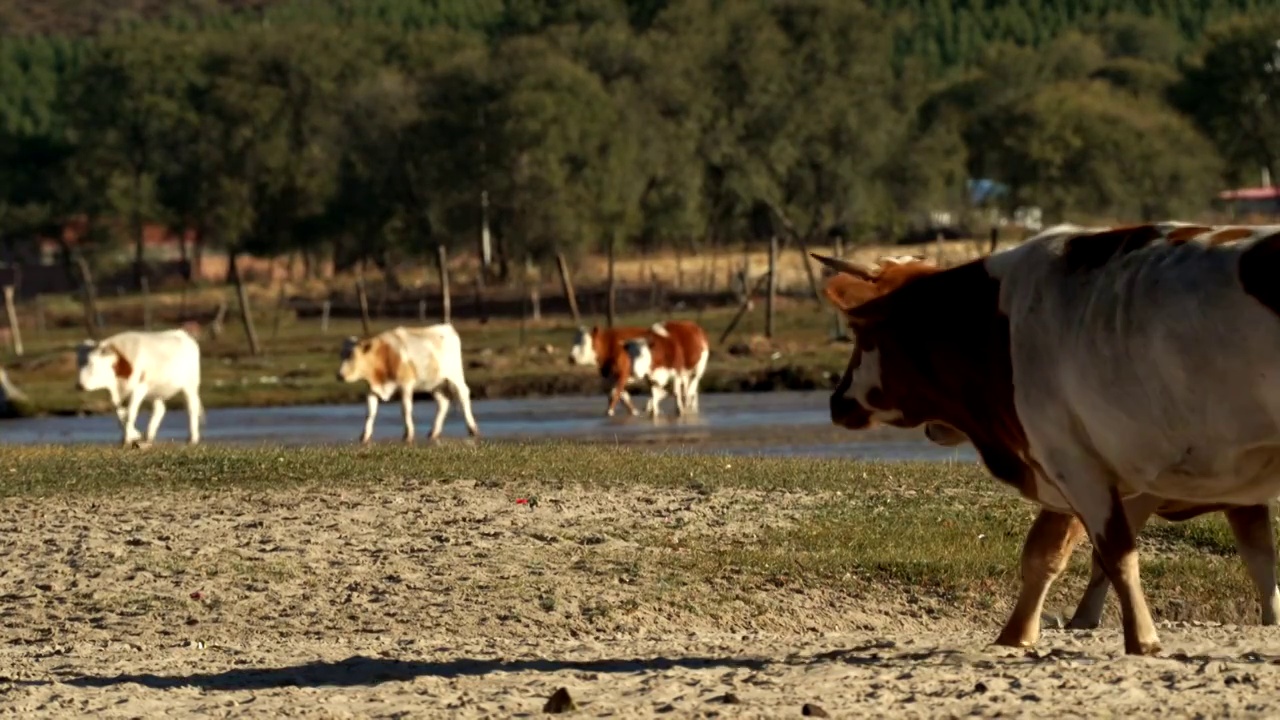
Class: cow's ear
846,296,889,329
821,274,877,312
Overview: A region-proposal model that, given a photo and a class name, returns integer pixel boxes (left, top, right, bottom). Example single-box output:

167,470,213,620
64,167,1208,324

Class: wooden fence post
556,252,581,325
33,294,45,337
606,237,617,328
765,235,778,339
232,261,262,356
140,276,153,330
3,286,22,356
73,253,102,338
271,282,287,340
527,255,541,322
718,271,772,346
830,237,847,340
355,275,372,336
437,245,451,324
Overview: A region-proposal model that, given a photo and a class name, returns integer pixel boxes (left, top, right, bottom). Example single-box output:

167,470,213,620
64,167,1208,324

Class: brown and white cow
822,252,1279,649
76,329,205,447
623,320,711,417
337,324,479,443
570,320,710,416
813,220,1280,655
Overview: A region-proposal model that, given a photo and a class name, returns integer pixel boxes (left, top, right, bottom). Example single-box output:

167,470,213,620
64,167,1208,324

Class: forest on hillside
0,0,1277,285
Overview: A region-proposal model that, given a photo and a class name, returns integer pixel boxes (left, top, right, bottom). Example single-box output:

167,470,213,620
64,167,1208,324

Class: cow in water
569,320,709,416
622,321,710,417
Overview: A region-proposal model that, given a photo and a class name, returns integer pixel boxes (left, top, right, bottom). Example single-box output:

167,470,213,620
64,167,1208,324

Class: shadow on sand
25,640,1244,692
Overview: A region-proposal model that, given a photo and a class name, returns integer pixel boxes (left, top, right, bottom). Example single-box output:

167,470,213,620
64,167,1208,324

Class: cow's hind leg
450,381,480,437
360,394,379,444
1225,504,1280,625
1067,494,1162,630
1050,464,1160,655
143,398,166,444
673,375,689,416
427,388,449,440
183,387,203,445
995,509,1085,647
400,387,416,443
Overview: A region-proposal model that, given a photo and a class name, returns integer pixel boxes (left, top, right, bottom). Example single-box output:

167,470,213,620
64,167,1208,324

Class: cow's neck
907,262,1038,498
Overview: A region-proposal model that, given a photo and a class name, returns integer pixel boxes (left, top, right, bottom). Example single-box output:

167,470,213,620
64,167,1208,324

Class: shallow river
0,390,978,462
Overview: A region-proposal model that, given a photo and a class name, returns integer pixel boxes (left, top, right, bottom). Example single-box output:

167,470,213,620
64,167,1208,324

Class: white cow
336,324,480,443
815,221,1280,655
76,329,205,447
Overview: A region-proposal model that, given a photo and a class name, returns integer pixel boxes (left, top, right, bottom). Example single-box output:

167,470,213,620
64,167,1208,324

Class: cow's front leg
1067,494,1162,630
1225,504,1280,625
122,390,147,447
606,380,629,417
1048,462,1160,655
994,509,1084,647
400,387,416,443
143,398,167,444
648,383,665,418
360,393,379,444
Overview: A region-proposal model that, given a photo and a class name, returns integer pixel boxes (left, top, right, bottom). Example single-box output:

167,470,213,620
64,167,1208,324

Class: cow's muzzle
829,394,872,430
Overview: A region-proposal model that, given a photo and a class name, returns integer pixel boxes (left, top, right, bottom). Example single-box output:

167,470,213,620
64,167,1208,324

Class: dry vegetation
0,239,1010,418
1,443,1277,716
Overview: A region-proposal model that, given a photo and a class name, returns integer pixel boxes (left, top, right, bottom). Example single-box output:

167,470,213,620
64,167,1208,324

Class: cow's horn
809,253,877,279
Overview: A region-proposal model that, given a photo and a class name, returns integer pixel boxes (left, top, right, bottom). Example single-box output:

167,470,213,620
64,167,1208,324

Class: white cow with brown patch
814,221,1280,655
336,324,479,443
76,329,205,447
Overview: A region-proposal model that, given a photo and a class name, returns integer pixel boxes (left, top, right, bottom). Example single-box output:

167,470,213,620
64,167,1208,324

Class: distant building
1216,186,1280,218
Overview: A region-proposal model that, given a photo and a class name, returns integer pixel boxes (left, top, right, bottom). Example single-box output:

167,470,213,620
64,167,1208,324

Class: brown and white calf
816,226,1280,655
569,320,709,416
336,324,479,443
76,329,205,447
569,325,650,416
622,320,710,417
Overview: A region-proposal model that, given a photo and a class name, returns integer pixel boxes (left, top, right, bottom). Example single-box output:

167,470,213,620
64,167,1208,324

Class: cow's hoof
992,631,1037,648
1125,639,1162,656
130,439,153,450
468,429,480,438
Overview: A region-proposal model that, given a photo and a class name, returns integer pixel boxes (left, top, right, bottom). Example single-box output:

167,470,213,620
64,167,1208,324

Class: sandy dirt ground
3,479,1280,718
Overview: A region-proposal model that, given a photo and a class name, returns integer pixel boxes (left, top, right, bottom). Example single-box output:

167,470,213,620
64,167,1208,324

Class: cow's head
337,335,370,383
569,326,599,366
623,337,652,380
76,339,129,392
813,254,948,433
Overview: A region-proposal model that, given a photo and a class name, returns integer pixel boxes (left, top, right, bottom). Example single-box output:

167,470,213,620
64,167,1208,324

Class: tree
1175,14,1280,186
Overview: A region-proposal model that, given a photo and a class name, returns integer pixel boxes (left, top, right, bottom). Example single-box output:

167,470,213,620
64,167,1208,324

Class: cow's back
989,226,1280,495
659,320,708,371
394,324,467,388
111,329,201,391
